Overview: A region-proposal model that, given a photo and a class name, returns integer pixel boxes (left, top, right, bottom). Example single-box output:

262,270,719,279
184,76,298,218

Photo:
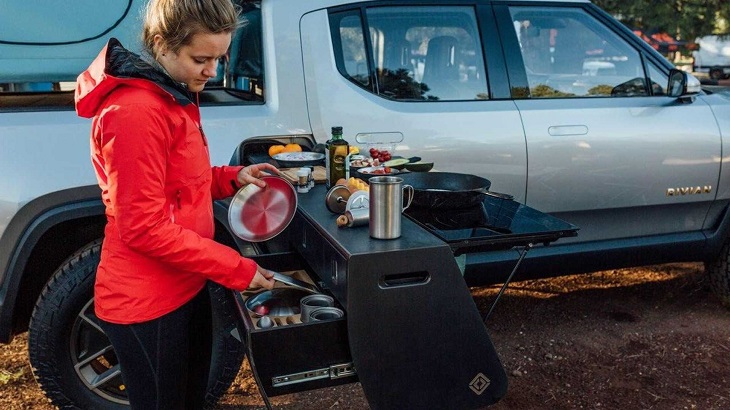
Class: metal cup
368,176,414,239
300,294,334,323
308,307,345,322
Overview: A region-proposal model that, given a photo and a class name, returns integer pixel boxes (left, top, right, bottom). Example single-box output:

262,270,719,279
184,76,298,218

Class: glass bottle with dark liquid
325,126,349,188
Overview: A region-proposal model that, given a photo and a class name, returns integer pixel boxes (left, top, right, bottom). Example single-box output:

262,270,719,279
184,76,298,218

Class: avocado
383,158,410,169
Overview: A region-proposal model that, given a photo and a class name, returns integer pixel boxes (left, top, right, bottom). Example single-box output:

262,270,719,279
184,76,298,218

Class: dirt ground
2,263,729,409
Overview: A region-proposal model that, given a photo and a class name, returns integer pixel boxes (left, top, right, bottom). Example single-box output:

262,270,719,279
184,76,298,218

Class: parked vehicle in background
693,35,730,80
2,0,730,408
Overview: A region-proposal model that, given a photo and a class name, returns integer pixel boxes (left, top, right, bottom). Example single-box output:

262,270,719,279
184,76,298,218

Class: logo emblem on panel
469,372,491,395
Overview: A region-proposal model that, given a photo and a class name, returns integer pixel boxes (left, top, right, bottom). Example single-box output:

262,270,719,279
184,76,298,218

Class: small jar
307,166,315,188
297,168,310,193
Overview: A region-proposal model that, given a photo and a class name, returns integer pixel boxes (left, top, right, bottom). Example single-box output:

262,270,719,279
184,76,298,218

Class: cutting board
279,166,326,185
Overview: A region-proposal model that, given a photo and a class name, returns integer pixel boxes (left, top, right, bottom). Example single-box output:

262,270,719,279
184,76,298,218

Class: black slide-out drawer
233,252,356,397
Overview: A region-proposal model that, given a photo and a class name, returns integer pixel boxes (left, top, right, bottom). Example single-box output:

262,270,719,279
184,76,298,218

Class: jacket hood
75,38,194,118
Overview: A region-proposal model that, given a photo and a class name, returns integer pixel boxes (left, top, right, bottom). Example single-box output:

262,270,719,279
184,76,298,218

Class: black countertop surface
294,183,578,257
294,184,448,258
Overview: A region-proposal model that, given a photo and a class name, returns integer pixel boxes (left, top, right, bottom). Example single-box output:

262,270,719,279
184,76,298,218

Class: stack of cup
300,294,335,322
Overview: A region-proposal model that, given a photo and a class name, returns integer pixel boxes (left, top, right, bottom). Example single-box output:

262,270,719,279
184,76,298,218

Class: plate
228,176,297,242
272,151,325,168
356,166,400,181
272,271,319,294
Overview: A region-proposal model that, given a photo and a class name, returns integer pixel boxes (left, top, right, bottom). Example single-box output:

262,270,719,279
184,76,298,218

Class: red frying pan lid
228,175,297,242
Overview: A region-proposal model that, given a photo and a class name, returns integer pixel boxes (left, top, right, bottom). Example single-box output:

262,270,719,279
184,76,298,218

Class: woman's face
156,31,232,93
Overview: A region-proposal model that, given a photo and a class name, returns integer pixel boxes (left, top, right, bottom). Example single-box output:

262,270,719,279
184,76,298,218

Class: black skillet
398,172,512,209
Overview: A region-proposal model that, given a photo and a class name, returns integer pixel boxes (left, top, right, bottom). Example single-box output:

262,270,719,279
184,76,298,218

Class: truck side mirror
667,69,701,101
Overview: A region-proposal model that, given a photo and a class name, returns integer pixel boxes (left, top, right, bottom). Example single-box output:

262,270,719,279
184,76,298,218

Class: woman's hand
237,163,279,188
249,266,275,290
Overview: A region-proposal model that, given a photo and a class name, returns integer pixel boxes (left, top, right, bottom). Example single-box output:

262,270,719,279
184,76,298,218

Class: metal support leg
484,243,532,322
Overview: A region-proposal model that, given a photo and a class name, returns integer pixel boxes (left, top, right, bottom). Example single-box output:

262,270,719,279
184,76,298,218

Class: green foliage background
594,0,729,42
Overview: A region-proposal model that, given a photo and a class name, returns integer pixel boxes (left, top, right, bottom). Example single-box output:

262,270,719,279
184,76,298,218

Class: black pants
99,286,213,410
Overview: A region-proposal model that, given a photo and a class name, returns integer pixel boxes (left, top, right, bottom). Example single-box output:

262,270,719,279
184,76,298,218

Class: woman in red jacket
75,0,276,408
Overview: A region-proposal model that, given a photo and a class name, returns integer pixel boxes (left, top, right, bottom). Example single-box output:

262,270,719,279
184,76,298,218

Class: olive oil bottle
325,126,349,188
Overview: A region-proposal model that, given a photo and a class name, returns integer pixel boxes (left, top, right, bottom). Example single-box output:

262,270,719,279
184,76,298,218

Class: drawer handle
380,271,430,288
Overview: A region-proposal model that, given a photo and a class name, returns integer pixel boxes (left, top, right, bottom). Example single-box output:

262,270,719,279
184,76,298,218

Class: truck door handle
548,125,588,136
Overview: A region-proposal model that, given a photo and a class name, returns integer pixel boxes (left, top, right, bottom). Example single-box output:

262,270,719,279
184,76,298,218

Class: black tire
28,239,246,409
709,68,723,81
707,240,730,308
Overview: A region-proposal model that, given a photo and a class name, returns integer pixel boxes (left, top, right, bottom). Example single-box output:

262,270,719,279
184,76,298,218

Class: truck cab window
218,0,265,102
332,5,488,101
337,14,370,87
510,6,648,98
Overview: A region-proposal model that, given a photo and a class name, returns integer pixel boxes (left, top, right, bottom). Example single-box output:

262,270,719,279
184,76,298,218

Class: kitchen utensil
346,190,369,211
300,294,335,323
228,175,297,242
355,131,404,157
325,185,351,213
272,151,325,168
336,208,369,228
271,271,320,294
398,172,512,209
245,288,309,317
369,176,414,239
308,307,345,322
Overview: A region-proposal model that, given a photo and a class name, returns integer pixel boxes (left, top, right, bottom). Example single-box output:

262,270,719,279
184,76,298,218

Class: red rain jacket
75,39,256,323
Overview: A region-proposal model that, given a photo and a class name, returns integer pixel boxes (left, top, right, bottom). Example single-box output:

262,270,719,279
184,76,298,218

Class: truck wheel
707,241,730,308
28,239,246,409
709,68,723,81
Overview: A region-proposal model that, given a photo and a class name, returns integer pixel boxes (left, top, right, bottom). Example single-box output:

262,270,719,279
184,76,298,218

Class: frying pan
228,175,297,241
398,172,511,209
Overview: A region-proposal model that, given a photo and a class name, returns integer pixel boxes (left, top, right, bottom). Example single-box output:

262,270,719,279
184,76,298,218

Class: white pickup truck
693,35,730,80
2,0,730,408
